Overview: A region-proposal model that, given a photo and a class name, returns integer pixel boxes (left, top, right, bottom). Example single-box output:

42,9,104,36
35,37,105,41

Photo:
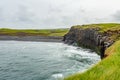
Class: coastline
0,36,63,42
1,23,120,80
64,23,120,80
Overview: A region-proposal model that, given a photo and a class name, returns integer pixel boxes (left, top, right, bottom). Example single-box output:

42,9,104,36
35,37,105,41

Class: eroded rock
63,27,114,59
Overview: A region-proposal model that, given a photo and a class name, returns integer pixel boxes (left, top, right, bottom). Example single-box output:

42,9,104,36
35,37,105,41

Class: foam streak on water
0,41,100,80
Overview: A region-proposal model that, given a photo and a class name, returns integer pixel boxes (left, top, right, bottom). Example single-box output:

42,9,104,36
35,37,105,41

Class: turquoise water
0,41,100,80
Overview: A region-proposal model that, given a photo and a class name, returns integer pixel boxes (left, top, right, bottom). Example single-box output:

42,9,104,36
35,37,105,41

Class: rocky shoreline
63,27,115,59
0,36,63,42
0,25,117,59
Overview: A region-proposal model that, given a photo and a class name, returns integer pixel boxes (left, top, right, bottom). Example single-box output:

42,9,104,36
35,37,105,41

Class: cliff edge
63,23,120,59
64,23,120,80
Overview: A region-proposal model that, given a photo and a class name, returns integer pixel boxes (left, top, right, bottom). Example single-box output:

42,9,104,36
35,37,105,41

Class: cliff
63,23,120,59
64,23,120,80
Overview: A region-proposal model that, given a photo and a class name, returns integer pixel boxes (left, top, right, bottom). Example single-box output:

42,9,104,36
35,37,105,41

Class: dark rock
63,27,114,59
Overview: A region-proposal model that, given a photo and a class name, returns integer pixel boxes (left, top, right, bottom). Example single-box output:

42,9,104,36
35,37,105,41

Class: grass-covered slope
73,23,120,31
0,28,69,36
64,23,120,80
73,23,120,41
64,40,120,80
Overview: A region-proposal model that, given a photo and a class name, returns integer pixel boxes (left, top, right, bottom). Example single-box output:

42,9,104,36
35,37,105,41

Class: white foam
52,73,63,79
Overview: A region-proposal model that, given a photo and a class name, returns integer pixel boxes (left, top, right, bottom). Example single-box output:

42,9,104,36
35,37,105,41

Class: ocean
0,41,100,80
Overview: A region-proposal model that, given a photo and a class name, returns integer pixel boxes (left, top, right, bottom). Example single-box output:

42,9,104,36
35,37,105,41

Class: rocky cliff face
63,27,114,59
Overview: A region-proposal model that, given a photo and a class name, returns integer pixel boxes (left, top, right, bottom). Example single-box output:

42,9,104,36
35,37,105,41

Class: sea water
0,41,100,80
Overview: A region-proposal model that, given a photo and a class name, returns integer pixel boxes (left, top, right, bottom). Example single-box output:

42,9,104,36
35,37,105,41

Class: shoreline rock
63,27,114,59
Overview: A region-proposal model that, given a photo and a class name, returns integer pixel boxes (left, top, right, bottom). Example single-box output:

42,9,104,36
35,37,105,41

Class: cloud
112,10,120,21
0,0,120,29
0,8,4,21
15,5,38,23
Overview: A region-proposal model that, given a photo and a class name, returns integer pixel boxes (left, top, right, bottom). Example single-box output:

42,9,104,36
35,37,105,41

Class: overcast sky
0,0,120,29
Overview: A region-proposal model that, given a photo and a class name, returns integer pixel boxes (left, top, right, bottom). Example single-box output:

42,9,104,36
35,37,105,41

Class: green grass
64,23,120,80
73,23,120,32
64,40,120,80
73,23,120,41
0,28,69,36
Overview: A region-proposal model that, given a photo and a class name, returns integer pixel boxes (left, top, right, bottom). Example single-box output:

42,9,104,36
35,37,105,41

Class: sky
0,0,120,29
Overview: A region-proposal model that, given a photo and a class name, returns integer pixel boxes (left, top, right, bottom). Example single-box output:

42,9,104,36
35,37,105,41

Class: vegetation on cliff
64,40,120,80
73,23,120,41
64,23,120,80
0,28,69,36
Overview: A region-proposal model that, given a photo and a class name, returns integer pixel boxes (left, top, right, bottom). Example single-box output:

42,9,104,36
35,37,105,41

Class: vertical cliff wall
63,27,114,59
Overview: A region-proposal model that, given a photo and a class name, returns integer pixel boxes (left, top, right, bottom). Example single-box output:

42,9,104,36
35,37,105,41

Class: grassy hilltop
73,23,120,41
64,23,120,80
0,28,69,37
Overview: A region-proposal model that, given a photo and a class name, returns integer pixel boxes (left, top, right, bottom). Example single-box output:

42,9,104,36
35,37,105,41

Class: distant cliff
63,23,120,59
